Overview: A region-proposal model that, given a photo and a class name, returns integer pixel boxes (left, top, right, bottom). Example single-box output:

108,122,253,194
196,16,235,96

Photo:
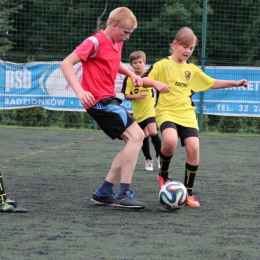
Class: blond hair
129,50,146,63
169,27,198,54
107,7,137,28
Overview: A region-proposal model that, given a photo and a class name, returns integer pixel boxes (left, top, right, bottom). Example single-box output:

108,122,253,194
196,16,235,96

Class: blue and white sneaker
111,188,117,198
91,189,118,206
116,190,145,209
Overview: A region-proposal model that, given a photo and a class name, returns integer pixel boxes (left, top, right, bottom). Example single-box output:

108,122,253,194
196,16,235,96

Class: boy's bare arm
60,52,82,93
118,62,143,87
60,52,95,106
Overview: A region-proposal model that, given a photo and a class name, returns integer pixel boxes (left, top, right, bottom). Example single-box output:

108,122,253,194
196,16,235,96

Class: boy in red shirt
61,7,170,209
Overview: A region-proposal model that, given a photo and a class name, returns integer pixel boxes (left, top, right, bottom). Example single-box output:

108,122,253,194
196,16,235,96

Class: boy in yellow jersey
141,27,248,207
0,172,27,213
121,51,161,172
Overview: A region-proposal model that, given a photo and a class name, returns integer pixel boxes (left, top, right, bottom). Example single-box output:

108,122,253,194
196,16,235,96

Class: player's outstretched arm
142,77,170,93
212,79,248,89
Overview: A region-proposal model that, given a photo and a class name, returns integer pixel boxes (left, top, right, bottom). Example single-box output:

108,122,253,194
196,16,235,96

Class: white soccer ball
159,181,188,210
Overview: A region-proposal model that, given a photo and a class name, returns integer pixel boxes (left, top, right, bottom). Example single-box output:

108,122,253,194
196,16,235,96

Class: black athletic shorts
160,121,199,146
87,97,135,140
138,117,156,130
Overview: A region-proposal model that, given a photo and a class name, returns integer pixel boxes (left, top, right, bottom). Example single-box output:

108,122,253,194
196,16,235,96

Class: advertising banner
192,67,260,117
0,61,259,116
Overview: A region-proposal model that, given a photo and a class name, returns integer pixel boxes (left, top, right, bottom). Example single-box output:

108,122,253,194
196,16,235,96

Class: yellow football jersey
143,57,216,129
122,76,155,123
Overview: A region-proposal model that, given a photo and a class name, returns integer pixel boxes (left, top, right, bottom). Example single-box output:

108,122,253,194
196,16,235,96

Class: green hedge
0,107,259,133
0,108,95,129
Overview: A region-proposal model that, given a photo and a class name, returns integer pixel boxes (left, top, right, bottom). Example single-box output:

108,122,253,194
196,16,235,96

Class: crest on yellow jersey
185,71,191,81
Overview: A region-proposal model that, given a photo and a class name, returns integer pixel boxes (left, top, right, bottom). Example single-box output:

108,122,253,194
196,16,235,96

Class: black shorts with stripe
87,97,135,140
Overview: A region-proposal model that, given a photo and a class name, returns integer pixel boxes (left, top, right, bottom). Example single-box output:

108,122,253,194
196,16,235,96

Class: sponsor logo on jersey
175,81,188,88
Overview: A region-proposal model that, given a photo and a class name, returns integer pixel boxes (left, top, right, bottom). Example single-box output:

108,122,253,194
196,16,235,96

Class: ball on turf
159,181,188,210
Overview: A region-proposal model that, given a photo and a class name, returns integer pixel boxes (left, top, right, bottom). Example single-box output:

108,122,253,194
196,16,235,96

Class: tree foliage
206,0,260,65
0,0,22,55
0,0,259,65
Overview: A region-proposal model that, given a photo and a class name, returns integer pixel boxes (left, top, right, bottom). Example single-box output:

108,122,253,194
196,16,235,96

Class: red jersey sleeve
74,37,96,61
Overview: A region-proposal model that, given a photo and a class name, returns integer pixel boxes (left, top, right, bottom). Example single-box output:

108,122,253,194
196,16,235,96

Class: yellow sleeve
124,77,135,95
191,66,216,92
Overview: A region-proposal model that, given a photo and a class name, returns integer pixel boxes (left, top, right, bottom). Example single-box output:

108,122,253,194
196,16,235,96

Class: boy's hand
76,89,95,107
130,74,143,87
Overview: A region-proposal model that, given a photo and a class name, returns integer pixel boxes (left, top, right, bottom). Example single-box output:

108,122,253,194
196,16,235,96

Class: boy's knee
132,131,144,148
138,131,145,145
